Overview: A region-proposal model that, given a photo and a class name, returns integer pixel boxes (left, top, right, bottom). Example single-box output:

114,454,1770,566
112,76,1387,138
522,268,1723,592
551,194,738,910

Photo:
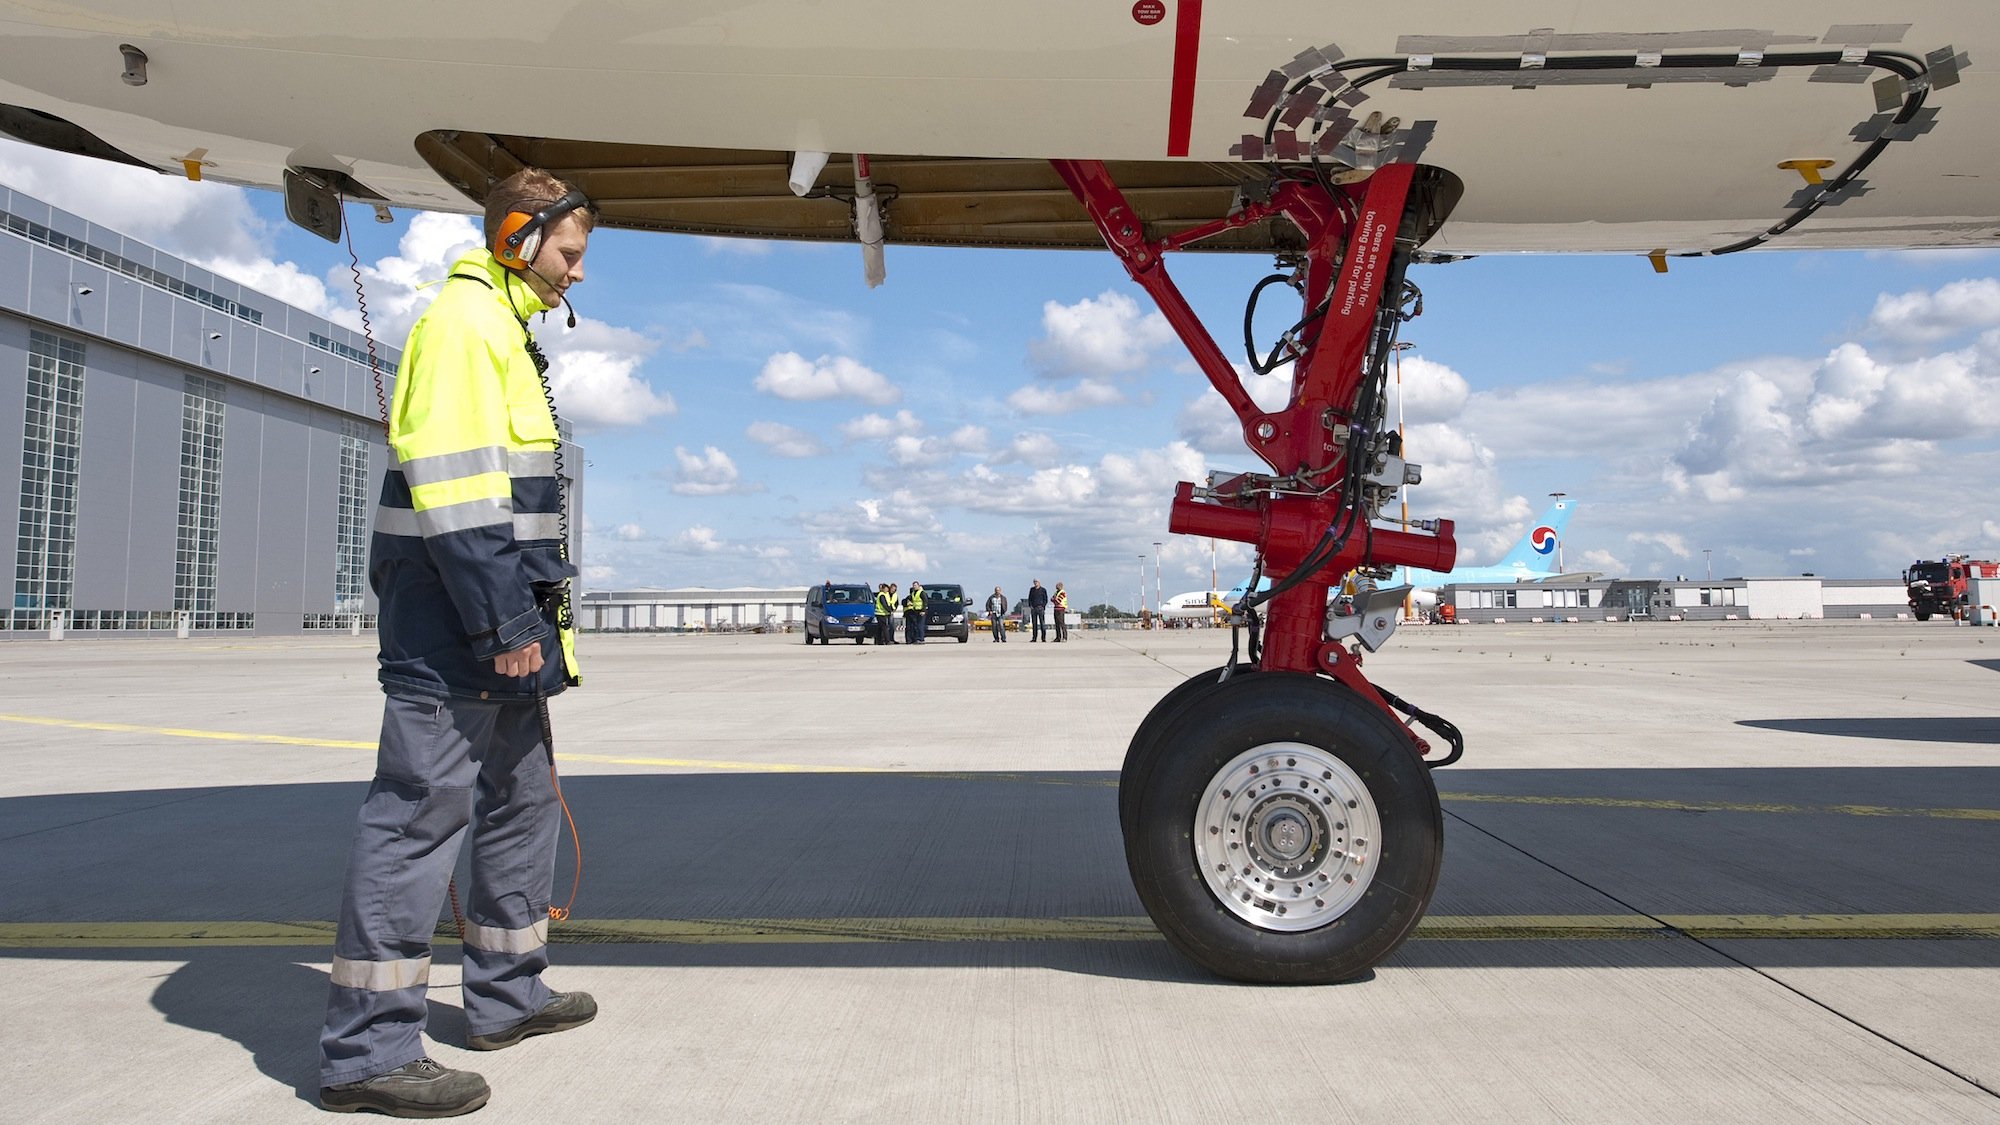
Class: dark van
920,583,971,642
806,583,878,645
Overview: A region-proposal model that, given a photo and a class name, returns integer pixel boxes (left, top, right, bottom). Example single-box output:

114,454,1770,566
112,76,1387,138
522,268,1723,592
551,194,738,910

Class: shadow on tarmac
4,767,1997,976
1968,659,2000,675
1735,717,2000,743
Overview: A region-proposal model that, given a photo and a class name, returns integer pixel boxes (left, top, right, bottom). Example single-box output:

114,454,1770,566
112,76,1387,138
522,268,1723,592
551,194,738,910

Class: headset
492,187,591,269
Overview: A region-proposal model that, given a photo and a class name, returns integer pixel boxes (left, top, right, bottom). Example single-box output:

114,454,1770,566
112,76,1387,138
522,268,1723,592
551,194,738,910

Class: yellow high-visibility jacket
874,591,894,618
903,589,925,612
371,249,579,700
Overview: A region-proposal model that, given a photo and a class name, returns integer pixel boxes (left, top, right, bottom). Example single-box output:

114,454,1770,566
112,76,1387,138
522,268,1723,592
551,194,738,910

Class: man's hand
493,641,545,678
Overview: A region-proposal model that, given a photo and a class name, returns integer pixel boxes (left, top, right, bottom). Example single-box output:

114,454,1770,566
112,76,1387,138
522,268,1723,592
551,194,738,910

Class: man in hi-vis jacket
318,168,597,1118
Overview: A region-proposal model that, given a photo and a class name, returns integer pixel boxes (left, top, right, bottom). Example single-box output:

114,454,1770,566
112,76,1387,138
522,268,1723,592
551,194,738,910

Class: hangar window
11,331,85,630
335,419,371,613
174,374,225,615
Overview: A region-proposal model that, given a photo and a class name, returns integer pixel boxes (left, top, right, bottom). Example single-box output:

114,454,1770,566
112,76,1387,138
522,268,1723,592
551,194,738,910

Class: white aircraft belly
0,2,1994,251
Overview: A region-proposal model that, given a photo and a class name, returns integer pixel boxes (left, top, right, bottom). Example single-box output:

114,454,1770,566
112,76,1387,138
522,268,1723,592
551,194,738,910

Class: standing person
986,586,1008,642
1027,579,1049,642
903,581,926,644
318,168,597,1118
1052,582,1069,642
874,583,895,646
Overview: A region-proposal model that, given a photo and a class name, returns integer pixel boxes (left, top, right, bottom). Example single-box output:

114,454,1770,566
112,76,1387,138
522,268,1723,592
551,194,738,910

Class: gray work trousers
318,692,560,1086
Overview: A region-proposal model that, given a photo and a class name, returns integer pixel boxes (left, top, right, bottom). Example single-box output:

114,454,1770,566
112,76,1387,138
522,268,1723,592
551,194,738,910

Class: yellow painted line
554,753,873,774
4,713,1993,811
0,713,375,750
3,914,1996,949
1440,791,2000,822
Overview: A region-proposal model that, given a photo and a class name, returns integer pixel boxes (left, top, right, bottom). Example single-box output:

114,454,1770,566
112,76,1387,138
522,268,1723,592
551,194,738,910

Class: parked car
805,582,877,645
919,583,972,642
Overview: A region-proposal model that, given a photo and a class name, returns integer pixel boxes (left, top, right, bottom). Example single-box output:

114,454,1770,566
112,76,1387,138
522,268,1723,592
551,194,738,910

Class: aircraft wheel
1124,673,1442,983
1119,664,1258,842
1915,610,1931,622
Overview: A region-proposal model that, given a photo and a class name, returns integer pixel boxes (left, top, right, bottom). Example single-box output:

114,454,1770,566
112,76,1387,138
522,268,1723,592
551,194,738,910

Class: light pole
1392,341,1415,619
1703,549,1713,582
1548,491,1567,574
1137,554,1146,625
1153,541,1164,629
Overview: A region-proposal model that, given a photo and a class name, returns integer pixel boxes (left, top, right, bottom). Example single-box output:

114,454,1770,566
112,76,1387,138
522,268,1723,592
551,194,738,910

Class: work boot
319,1057,489,1117
466,991,597,1051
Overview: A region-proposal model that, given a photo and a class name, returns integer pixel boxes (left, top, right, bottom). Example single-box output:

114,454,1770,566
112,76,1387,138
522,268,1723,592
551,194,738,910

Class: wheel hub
1195,742,1381,932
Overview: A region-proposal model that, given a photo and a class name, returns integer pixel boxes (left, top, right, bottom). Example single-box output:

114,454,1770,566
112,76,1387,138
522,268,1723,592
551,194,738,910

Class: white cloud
668,445,763,496
1391,356,1471,425
544,343,677,430
841,410,923,441
1576,548,1628,575
755,352,900,404
697,236,775,257
814,538,930,572
881,424,988,467
1802,342,1998,442
672,526,724,552
1178,363,1292,454
1029,290,1176,377
332,211,486,338
1867,278,2000,344
0,137,267,262
1008,379,1125,415
746,420,827,458
614,523,647,542
1629,531,1692,559
990,432,1064,468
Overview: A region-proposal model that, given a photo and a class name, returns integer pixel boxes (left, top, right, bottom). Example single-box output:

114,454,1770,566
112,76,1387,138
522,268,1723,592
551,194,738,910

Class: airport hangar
0,183,581,639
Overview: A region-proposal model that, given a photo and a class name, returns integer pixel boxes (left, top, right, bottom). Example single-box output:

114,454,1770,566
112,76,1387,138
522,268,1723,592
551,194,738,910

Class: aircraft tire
1915,610,1931,621
1124,672,1441,984
1119,664,1258,843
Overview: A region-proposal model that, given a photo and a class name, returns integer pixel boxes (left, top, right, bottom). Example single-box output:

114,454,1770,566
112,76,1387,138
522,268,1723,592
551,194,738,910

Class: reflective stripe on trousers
318,693,559,1087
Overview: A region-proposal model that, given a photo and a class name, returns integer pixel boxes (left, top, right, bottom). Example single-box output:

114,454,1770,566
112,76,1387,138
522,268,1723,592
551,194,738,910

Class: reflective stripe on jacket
370,249,579,701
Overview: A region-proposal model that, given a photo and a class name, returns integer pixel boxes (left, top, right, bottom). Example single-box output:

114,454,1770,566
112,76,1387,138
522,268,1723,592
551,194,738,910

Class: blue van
805,583,879,644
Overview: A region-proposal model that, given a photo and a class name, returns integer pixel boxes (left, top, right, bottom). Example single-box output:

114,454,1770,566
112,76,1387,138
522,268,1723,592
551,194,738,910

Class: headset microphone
528,265,579,328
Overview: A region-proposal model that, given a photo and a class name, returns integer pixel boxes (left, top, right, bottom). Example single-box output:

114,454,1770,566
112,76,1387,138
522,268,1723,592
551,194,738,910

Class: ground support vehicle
919,584,973,643
805,583,878,645
1905,557,2000,621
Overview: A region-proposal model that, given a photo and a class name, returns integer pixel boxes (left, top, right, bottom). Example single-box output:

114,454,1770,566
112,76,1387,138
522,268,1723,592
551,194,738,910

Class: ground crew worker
317,168,598,1118
1027,579,1049,642
1052,583,1069,642
904,581,926,643
874,583,895,645
986,586,1008,642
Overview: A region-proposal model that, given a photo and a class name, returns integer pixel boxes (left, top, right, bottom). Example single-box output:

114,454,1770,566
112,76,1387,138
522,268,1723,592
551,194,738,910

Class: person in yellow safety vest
874,583,895,646
318,168,597,1119
1052,583,1070,642
903,582,927,644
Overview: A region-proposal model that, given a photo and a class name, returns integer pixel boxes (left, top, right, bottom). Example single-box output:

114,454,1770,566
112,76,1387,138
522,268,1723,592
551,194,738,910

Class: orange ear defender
493,188,591,268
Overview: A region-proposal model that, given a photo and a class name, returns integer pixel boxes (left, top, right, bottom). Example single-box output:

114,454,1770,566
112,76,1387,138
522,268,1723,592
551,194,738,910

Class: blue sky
6,136,1999,608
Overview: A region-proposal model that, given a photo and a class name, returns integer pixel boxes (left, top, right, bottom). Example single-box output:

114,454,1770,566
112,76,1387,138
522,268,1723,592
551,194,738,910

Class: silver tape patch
1394,29,1813,53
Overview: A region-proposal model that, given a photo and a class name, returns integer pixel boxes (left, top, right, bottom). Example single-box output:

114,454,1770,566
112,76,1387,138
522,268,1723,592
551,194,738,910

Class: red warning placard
1132,0,1165,26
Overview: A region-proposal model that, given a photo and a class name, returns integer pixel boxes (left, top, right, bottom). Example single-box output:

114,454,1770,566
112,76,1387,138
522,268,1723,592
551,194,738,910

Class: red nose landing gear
1054,158,1463,982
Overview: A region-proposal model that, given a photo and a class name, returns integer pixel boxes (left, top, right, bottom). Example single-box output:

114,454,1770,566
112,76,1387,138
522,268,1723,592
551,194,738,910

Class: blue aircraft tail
1494,498,1575,573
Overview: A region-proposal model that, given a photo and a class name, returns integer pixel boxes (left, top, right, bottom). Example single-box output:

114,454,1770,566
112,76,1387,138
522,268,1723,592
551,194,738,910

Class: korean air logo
1530,526,1558,555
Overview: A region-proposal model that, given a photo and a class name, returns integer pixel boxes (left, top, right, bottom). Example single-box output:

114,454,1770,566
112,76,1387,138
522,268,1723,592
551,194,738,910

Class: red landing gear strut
1054,158,1459,982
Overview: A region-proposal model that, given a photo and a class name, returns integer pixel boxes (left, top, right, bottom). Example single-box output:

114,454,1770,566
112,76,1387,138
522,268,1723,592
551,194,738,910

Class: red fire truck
1905,555,2000,621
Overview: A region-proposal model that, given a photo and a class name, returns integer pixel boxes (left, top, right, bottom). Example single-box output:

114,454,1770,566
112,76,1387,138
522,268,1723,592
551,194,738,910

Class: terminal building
0,183,580,638
578,587,809,632
1440,575,1909,624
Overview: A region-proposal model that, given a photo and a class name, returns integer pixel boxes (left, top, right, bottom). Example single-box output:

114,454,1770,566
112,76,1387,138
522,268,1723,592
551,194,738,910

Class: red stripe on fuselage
1166,0,1203,156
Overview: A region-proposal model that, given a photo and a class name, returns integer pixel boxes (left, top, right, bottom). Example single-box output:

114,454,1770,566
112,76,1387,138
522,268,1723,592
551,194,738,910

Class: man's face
520,214,589,306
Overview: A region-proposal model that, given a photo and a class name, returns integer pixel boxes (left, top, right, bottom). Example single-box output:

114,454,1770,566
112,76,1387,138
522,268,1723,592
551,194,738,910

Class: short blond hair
482,168,595,248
